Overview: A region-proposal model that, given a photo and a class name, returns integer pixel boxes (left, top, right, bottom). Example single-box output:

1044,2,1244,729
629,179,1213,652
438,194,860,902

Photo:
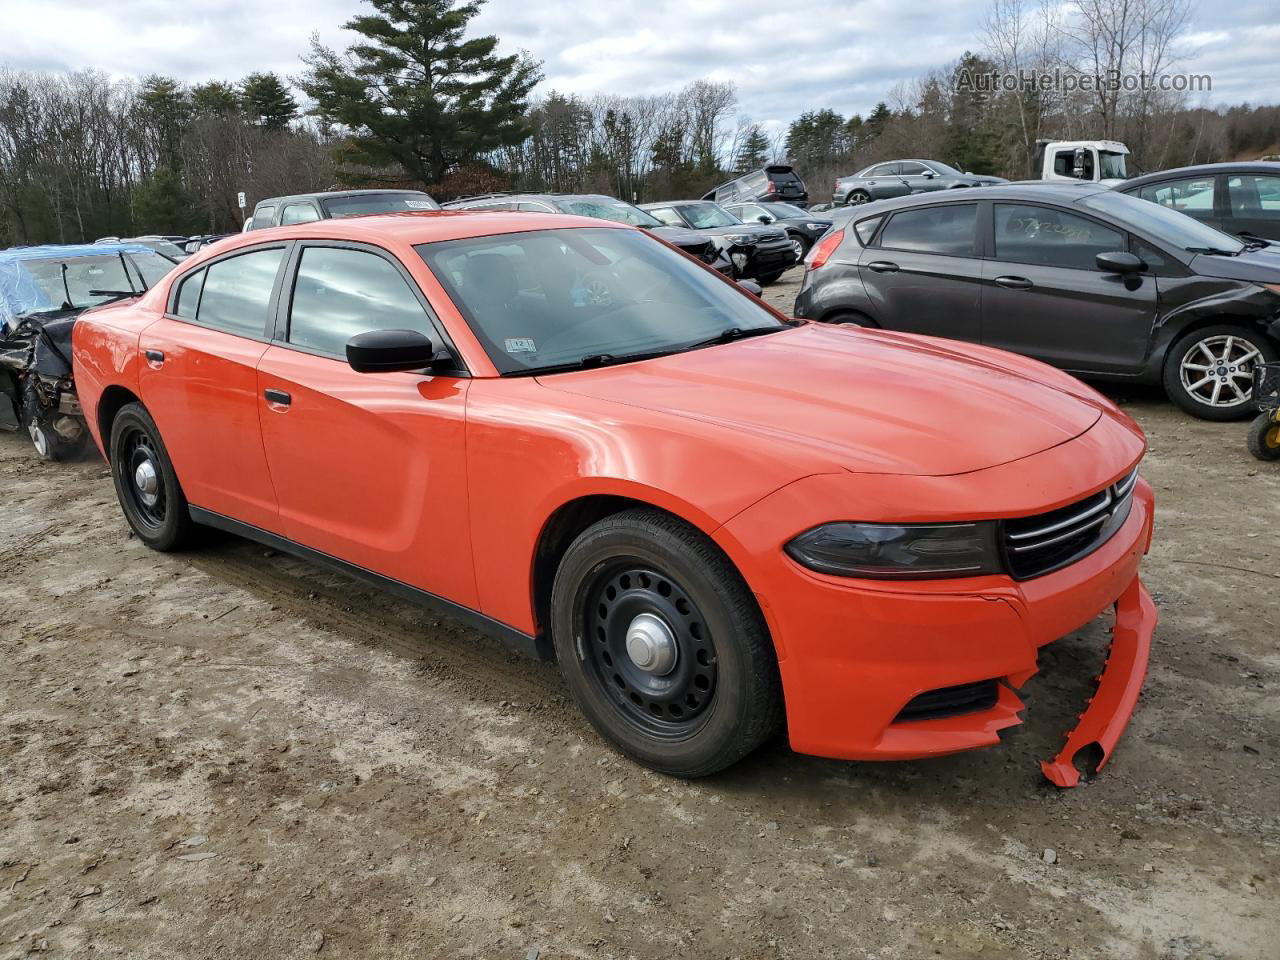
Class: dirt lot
1,267,1278,960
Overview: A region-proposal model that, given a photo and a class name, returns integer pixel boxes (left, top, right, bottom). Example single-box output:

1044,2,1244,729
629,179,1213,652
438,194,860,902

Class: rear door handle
994,275,1033,290
263,388,291,407
144,349,164,367
866,261,900,273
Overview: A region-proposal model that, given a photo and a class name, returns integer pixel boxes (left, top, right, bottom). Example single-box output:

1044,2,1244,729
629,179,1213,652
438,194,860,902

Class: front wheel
550,509,782,777
1162,325,1277,421
22,383,87,462
109,402,196,551
1247,413,1280,460
787,233,808,262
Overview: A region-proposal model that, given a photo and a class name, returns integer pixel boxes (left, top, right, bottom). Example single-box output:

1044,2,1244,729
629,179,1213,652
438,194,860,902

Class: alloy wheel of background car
21,384,87,462
550,509,782,777
846,190,871,205
1164,325,1277,421
788,235,806,261
109,402,197,551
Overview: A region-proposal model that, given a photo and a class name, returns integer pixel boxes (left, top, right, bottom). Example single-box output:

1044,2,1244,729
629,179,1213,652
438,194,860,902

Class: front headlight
785,522,1002,579
805,222,827,230
724,233,753,244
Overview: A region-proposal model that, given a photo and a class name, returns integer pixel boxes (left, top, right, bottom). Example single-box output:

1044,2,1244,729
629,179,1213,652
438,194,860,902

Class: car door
897,161,941,194
981,202,1157,373
254,241,478,606
1225,173,1280,241
137,244,288,530
856,201,983,342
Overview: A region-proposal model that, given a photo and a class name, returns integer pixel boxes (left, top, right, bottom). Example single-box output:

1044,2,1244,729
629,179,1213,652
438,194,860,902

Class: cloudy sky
2,0,1276,132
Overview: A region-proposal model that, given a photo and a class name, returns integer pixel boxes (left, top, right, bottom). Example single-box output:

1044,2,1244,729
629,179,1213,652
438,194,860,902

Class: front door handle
994,275,1033,290
263,388,291,407
144,349,164,368
866,261,900,273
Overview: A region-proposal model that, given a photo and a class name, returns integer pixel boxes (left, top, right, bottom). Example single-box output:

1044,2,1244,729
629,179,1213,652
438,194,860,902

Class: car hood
967,174,1008,185
536,324,1104,476
688,223,779,240
1187,247,1280,282
645,225,714,248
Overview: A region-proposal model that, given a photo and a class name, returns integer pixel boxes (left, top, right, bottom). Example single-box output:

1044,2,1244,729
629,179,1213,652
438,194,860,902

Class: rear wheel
824,310,875,327
1162,325,1277,421
1247,413,1280,461
550,509,782,777
845,190,871,206
109,402,196,551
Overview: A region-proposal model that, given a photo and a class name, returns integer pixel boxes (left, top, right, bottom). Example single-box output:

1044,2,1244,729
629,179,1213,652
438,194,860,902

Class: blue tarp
0,243,157,331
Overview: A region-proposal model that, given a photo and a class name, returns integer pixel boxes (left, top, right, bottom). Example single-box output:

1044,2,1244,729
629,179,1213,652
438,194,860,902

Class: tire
1162,324,1278,421
787,232,809,263
757,270,786,285
108,402,196,551
1247,413,1280,461
845,190,871,206
21,383,87,462
549,508,782,777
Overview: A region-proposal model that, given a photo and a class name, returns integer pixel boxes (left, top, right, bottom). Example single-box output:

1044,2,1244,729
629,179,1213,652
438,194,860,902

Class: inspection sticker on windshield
404,200,435,209
505,337,537,353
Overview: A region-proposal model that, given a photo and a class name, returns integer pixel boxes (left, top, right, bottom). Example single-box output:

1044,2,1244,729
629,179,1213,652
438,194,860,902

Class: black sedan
1117,161,1280,242
794,183,1280,420
832,159,1006,207
639,200,797,283
722,201,832,261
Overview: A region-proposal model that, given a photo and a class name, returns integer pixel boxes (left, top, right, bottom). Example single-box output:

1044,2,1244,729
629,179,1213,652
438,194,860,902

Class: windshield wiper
687,325,785,349
1184,246,1241,256
513,349,679,376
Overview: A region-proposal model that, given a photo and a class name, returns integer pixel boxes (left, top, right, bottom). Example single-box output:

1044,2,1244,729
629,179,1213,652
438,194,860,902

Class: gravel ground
1,267,1277,959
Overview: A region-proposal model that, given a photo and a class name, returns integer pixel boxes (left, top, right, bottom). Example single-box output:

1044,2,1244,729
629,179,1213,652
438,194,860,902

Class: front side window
287,247,432,356
1227,175,1280,216
195,248,286,337
1053,149,1094,180
1136,177,1215,212
898,162,928,176
418,227,786,374
281,203,321,225
645,207,684,227
994,203,1123,269
878,204,977,256
1080,190,1244,254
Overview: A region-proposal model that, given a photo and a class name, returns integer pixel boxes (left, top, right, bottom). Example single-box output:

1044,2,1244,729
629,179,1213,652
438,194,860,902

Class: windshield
679,203,740,229
1080,191,1245,254
763,203,808,218
321,193,441,217
418,227,786,374
18,252,170,313
559,198,663,228
1098,151,1128,179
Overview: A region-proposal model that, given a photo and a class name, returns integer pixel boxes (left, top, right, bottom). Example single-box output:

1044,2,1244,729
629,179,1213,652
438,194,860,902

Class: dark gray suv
795,183,1280,420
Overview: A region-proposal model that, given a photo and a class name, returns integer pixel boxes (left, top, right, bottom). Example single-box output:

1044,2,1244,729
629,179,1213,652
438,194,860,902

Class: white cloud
0,0,1274,122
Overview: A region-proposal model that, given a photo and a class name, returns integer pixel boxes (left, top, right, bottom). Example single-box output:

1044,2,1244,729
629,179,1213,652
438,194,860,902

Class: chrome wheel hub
134,459,160,507
625,612,678,676
1180,335,1260,408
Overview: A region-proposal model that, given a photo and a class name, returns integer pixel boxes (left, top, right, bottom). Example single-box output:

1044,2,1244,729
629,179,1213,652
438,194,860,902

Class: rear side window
878,204,977,256
853,216,883,245
1136,177,1215,212
251,205,276,229
195,248,286,337
994,203,1124,270
288,247,433,356
174,268,205,318
280,203,321,225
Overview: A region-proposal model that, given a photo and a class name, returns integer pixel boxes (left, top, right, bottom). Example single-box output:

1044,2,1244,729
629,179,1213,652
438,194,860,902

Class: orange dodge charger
72,211,1156,785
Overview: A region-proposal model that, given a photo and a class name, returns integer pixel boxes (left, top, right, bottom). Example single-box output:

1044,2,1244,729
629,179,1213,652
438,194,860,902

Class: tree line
2,0,1278,247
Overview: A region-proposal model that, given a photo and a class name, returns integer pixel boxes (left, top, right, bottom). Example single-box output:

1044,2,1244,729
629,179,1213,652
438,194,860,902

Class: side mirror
737,279,763,297
757,214,773,223
1096,251,1145,275
346,328,437,373
920,170,936,178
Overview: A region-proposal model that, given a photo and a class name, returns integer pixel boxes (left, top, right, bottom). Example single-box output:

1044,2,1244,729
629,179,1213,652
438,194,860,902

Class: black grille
895,680,999,722
1003,469,1138,580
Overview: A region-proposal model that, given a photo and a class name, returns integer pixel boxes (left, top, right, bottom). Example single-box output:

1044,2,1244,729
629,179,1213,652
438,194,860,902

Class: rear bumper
719,472,1156,784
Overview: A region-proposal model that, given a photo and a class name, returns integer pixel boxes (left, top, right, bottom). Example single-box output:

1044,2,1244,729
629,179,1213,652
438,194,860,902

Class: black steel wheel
109,402,196,551
551,509,782,777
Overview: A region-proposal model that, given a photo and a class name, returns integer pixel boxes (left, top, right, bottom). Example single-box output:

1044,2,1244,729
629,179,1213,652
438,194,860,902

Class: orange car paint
73,212,1157,784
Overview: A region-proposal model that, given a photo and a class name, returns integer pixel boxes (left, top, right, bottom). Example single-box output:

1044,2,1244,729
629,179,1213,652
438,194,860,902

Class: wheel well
1161,315,1277,367
96,385,141,460
820,308,878,328
531,495,693,639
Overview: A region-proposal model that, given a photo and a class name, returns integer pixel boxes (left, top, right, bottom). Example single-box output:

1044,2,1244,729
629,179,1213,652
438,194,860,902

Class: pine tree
139,76,191,171
736,126,771,171
301,0,543,185
191,81,240,117
241,73,297,129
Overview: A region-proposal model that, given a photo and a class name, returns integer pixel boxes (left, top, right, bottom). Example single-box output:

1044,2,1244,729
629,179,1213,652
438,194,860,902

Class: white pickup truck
1033,139,1130,186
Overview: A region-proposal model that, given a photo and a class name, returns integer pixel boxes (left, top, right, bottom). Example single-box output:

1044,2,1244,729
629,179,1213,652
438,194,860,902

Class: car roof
256,189,432,206
187,210,630,252
1120,161,1280,188
828,181,1112,220
0,242,158,262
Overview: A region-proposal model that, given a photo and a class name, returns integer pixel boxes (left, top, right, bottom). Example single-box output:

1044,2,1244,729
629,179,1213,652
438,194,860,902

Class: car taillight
806,229,844,270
